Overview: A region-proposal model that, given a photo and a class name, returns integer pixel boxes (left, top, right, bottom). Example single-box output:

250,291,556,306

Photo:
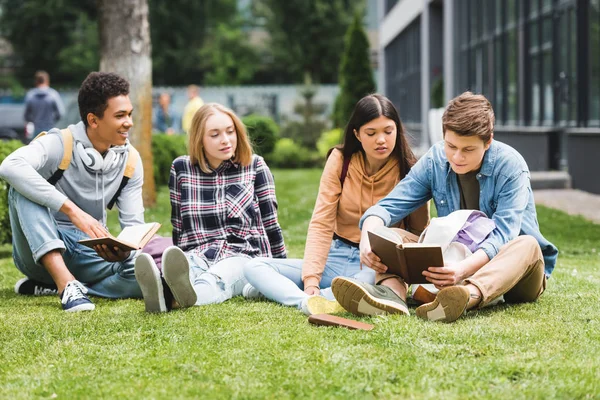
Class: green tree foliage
0,0,257,87
0,0,98,86
200,21,259,86
148,0,243,86
253,0,364,84
333,13,376,128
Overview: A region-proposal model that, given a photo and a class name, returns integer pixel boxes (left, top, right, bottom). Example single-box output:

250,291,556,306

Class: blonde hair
188,103,253,172
442,91,495,142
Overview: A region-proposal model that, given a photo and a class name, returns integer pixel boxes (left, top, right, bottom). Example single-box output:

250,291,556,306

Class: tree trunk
97,0,156,207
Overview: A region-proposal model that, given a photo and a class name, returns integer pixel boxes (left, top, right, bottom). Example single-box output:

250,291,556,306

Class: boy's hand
60,199,108,238
94,244,131,262
422,262,466,289
359,237,388,273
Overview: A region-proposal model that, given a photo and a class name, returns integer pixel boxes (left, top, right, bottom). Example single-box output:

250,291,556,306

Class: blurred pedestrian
153,92,179,135
181,85,204,134
24,71,65,136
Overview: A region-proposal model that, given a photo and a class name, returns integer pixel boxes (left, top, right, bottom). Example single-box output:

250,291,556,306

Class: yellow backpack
34,128,139,209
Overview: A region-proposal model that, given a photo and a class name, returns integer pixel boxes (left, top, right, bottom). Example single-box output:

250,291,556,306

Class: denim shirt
360,140,558,276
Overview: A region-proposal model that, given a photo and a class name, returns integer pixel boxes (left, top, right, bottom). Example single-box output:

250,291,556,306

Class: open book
78,222,161,252
368,226,443,284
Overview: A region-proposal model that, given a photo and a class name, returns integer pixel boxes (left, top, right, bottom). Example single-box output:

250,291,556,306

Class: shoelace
61,281,88,304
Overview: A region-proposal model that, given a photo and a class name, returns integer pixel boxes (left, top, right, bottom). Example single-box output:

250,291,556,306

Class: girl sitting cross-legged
243,94,429,315
134,103,286,312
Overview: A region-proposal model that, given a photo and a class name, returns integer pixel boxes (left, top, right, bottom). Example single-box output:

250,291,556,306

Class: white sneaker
162,246,197,308
242,283,264,300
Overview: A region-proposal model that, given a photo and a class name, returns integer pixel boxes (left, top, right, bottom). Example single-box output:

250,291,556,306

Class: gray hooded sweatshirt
0,121,145,229
24,87,66,134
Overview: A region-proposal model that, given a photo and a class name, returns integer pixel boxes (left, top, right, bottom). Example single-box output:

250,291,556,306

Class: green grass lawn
1,169,599,399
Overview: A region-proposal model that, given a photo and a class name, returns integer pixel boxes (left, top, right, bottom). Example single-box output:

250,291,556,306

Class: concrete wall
493,126,562,172
567,129,600,194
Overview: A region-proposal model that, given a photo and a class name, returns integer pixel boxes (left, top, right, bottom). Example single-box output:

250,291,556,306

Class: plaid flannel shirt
169,154,287,265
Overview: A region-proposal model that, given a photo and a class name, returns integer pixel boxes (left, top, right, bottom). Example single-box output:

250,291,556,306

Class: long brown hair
336,94,416,179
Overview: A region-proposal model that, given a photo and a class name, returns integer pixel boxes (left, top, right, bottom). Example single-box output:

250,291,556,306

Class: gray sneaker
242,283,264,300
162,246,197,308
331,277,409,316
134,253,169,313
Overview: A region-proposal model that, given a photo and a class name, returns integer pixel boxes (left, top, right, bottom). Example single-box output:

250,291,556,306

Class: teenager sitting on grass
0,72,145,312
331,91,559,323
134,103,286,313
243,94,429,315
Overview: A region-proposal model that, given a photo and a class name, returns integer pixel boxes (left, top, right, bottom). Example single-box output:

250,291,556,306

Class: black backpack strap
340,156,351,188
107,147,139,210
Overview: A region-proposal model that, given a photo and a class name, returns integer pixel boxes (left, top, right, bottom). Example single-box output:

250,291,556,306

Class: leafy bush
267,138,321,169
242,114,279,156
316,128,343,158
151,134,188,186
0,140,26,244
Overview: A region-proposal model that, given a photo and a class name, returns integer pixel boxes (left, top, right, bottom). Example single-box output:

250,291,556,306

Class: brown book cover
368,227,444,284
78,222,161,252
308,314,374,331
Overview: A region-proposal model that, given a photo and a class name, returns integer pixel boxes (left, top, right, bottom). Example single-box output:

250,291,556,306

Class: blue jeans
244,239,375,309
186,253,249,305
8,187,142,298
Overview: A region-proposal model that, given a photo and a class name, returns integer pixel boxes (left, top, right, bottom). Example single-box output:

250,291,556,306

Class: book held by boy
367,226,443,284
78,222,161,252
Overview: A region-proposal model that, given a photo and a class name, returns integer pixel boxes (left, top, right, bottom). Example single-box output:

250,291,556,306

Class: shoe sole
64,303,96,312
134,254,168,313
331,277,409,316
415,286,470,322
162,247,197,308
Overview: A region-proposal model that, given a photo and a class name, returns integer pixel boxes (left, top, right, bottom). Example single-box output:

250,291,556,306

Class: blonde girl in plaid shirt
134,103,286,313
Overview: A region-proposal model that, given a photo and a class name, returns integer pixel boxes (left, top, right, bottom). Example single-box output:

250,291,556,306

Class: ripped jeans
186,253,250,305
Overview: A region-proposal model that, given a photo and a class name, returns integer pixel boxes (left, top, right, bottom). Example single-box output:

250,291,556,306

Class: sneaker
300,295,345,316
14,277,58,296
135,253,171,313
331,277,409,316
162,246,197,308
60,280,95,312
242,283,264,300
415,286,470,323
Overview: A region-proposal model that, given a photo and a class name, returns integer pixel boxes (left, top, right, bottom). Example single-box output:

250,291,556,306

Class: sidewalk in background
534,189,600,224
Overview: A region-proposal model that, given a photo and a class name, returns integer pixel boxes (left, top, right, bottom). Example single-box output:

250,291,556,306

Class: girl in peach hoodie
243,94,429,314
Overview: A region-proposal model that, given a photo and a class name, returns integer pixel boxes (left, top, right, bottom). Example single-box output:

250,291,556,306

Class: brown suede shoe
415,286,470,323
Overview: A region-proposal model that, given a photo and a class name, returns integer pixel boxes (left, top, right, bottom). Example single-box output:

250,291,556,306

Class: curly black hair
78,72,130,127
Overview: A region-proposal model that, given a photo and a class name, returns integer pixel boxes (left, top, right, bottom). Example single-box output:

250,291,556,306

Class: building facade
380,0,600,194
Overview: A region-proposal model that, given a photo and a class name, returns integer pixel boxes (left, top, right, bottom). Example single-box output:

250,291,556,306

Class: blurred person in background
182,85,204,134
153,92,179,135
24,70,65,136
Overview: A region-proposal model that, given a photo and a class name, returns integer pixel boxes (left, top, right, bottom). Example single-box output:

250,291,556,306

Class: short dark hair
340,94,416,180
78,72,130,127
442,91,495,142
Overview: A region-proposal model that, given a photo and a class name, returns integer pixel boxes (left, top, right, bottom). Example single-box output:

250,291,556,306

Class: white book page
116,223,156,245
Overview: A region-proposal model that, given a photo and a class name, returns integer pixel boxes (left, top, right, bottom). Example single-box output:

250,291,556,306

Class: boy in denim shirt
331,92,558,323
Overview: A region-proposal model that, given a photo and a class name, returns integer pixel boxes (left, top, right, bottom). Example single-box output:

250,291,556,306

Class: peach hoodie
302,149,430,288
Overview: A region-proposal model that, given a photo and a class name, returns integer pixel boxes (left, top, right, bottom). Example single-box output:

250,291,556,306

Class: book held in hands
367,226,444,284
78,222,161,252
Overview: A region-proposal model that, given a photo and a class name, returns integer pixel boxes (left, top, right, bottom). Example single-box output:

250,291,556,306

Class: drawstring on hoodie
95,172,107,228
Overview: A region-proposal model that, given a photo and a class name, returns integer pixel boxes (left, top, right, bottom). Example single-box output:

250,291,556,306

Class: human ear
354,129,360,141
87,113,98,128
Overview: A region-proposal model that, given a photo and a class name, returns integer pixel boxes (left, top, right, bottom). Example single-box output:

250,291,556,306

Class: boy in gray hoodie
0,72,145,312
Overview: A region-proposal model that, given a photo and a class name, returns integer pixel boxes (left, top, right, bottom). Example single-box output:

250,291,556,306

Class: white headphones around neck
75,141,120,172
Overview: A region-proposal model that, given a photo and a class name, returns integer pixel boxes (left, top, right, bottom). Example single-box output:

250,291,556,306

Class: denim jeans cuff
32,239,66,264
